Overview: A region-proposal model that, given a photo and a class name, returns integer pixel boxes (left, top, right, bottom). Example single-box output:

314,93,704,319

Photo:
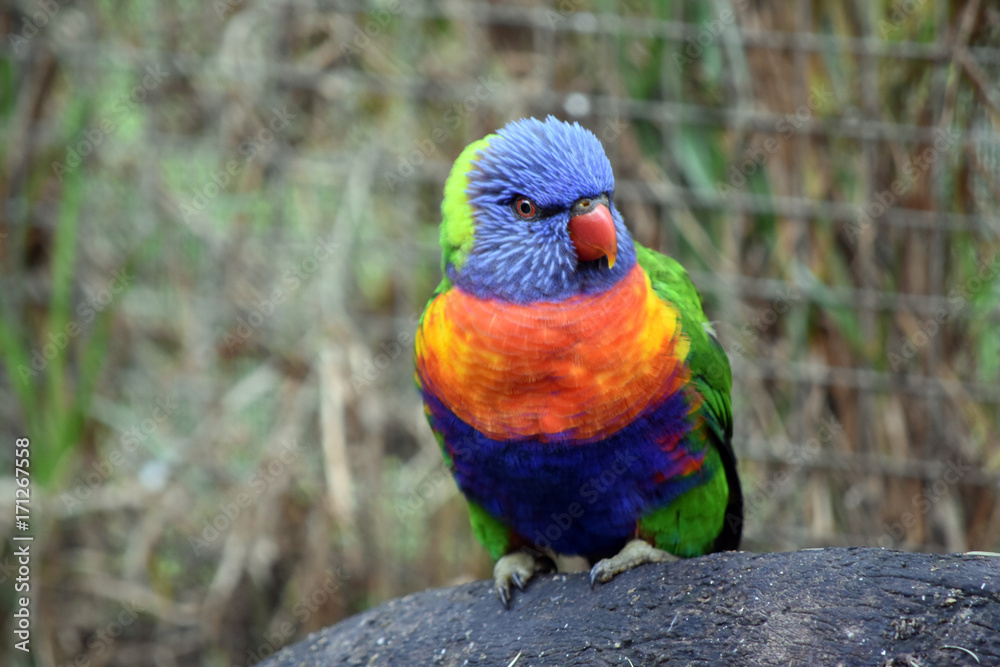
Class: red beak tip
568,204,617,267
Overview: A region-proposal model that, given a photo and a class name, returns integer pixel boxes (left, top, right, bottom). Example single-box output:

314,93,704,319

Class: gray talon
492,551,552,608
496,584,510,608
589,539,678,587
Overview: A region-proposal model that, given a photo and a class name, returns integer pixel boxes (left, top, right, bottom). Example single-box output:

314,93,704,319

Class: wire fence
1,0,999,665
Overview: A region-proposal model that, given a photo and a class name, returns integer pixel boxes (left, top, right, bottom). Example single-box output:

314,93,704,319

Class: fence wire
2,1,1000,665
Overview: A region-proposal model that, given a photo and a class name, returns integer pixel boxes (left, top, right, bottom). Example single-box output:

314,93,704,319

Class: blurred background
2,0,999,664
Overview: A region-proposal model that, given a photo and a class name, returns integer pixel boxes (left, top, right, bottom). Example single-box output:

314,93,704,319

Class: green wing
634,242,743,553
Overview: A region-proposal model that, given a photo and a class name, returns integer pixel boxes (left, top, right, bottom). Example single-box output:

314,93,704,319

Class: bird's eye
514,197,537,219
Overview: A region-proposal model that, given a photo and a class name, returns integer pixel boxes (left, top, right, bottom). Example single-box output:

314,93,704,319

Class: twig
667,611,680,632
956,48,1000,123
938,0,981,130
941,645,981,664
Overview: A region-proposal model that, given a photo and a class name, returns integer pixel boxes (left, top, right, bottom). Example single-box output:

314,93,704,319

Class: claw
496,584,510,609
493,551,555,609
589,539,678,587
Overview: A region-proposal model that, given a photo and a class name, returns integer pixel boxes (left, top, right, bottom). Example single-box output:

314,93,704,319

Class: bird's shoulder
634,241,732,434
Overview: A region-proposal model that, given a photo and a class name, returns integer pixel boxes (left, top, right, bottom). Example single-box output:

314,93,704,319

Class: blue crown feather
450,116,637,303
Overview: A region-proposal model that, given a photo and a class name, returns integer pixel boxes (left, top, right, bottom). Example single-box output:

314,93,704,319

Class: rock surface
263,548,999,666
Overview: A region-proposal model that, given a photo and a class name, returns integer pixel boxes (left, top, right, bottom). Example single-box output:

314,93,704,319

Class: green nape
467,500,510,561
638,446,729,558
440,136,494,273
634,242,707,328
634,241,733,444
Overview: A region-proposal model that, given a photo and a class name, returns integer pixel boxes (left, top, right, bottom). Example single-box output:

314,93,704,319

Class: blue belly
423,388,708,559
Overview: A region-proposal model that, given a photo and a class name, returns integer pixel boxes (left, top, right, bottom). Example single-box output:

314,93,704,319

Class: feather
415,116,741,571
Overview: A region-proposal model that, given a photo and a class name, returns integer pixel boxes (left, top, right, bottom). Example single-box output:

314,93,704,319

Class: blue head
439,116,636,303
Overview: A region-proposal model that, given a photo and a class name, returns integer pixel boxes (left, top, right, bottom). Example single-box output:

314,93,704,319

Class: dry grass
0,1,998,665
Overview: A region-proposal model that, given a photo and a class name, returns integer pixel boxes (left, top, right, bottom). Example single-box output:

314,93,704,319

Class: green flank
467,500,511,560
639,446,729,558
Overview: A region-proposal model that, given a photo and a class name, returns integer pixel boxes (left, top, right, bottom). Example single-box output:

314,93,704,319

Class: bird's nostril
581,199,591,208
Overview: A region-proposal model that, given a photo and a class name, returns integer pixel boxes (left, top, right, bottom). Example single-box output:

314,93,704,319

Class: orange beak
568,202,617,268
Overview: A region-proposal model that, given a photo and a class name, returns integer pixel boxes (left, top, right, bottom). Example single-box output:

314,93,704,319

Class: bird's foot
493,551,555,608
589,539,678,587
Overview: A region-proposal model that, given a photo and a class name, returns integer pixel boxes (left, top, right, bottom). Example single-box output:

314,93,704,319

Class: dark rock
263,548,1000,666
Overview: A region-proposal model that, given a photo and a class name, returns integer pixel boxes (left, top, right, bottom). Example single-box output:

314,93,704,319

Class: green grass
1,2,997,665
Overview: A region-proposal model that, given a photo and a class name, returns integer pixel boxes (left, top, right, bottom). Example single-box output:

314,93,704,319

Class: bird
414,116,742,607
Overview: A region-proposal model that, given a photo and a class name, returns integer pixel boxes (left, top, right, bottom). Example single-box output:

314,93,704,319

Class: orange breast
415,264,691,442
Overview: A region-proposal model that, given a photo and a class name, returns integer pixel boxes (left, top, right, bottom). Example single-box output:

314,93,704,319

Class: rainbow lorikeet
414,117,742,607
